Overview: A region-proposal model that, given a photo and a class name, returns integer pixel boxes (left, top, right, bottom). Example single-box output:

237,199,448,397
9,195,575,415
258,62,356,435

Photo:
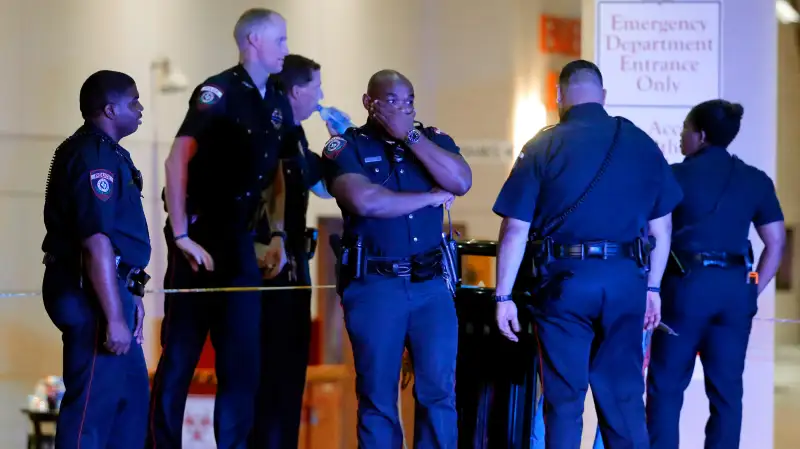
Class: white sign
606,106,686,164
459,140,515,165
597,1,722,107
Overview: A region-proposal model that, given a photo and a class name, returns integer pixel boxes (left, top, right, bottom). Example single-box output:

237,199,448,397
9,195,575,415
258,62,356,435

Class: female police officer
645,100,786,449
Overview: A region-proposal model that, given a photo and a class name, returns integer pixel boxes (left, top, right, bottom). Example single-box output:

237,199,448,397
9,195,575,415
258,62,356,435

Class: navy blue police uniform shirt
279,124,323,252
174,65,296,230
493,103,684,243
670,146,783,254
321,122,461,258
42,123,151,268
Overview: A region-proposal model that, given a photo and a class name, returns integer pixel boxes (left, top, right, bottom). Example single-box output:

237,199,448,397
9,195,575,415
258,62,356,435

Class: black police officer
250,54,335,449
42,70,150,449
321,70,472,448
645,100,786,449
147,8,294,449
493,60,683,449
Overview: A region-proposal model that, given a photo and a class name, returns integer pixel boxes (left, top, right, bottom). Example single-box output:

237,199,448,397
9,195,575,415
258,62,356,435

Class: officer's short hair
234,8,280,46
273,55,321,92
79,70,136,120
687,100,744,148
559,60,603,88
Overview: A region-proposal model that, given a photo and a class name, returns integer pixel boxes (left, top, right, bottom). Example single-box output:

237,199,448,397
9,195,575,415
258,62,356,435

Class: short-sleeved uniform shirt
493,103,684,243
670,145,783,254
42,123,151,268
174,65,296,232
321,121,462,258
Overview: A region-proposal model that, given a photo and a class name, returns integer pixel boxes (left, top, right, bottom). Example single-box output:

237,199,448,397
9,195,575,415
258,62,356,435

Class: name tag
364,156,382,163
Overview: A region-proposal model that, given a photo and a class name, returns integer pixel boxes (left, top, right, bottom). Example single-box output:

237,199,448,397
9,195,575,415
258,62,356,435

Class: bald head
363,69,415,114
234,8,288,76
557,59,606,113
234,8,281,47
367,70,412,97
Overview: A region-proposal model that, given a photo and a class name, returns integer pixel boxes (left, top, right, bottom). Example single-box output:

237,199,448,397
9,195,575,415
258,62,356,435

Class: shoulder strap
535,117,622,238
672,154,737,238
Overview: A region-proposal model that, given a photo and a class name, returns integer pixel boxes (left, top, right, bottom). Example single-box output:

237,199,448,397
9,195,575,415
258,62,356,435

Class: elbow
453,178,472,196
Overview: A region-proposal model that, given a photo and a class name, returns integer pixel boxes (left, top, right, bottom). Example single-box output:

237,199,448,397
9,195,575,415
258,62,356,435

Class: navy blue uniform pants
249,262,312,449
343,275,458,449
43,264,149,449
148,229,262,449
531,259,649,449
646,266,756,449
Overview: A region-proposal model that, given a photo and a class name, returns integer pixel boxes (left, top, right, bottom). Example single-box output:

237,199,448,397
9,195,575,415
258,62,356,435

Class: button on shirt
670,145,783,254
42,123,151,268
493,103,683,243
175,65,296,226
321,122,462,258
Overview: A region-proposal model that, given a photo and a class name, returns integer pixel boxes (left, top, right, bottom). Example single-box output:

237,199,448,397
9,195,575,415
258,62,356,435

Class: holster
332,235,365,296
122,266,151,297
633,236,655,271
305,227,319,260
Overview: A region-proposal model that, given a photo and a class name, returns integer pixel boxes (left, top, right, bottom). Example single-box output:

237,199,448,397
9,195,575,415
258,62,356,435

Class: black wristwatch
647,286,661,293
404,128,422,145
494,294,513,303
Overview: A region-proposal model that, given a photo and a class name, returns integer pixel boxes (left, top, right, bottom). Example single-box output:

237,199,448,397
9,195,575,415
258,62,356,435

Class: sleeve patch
323,136,347,160
90,169,115,201
197,84,223,108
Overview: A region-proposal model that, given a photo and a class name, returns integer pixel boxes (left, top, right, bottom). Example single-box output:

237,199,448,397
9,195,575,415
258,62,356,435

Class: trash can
454,240,540,449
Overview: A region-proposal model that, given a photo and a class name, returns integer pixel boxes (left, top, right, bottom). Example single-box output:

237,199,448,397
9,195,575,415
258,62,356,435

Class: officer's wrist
647,286,661,293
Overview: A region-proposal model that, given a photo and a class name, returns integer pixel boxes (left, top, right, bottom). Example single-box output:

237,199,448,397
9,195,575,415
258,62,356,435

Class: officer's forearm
408,136,472,196
82,234,125,324
756,221,786,295
647,214,673,288
495,217,531,296
266,162,286,232
331,175,436,218
164,137,196,235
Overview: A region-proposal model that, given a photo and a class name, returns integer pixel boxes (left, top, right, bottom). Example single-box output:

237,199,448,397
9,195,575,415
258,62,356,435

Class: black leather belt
551,241,635,260
364,247,442,277
366,259,413,276
43,253,150,285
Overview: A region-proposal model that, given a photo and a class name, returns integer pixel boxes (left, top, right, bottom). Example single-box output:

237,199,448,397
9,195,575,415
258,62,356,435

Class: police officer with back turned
148,8,293,449
493,60,683,449
42,70,151,449
645,100,786,449
322,69,472,448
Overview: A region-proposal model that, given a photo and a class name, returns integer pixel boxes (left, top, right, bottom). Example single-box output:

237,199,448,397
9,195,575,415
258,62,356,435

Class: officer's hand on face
133,296,145,345
370,100,416,140
261,236,287,280
105,320,132,355
496,301,521,343
428,188,455,209
175,238,215,272
644,291,662,331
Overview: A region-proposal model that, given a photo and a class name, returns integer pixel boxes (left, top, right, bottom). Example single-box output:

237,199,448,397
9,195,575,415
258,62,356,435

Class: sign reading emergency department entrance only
596,1,721,107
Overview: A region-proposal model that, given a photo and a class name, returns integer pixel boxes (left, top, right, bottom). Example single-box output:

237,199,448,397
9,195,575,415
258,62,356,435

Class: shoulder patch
271,108,283,130
89,169,114,201
323,136,348,160
196,84,223,109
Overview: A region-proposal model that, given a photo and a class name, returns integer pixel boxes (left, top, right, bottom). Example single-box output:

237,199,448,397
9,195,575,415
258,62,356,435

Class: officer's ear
362,94,371,112
102,103,116,120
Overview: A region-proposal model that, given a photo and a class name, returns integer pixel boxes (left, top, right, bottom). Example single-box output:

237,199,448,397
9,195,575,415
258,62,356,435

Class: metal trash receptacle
454,240,540,449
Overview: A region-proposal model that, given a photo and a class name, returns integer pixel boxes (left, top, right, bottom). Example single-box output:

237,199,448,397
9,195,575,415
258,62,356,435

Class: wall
776,23,800,347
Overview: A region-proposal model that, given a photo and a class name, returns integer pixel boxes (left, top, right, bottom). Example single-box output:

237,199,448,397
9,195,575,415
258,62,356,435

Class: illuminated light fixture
511,89,548,166
777,0,800,24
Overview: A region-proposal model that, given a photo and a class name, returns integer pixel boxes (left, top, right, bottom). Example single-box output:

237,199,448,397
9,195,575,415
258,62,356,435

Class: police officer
645,100,785,449
42,70,150,449
321,69,472,448
493,60,683,449
148,8,294,449
250,54,336,449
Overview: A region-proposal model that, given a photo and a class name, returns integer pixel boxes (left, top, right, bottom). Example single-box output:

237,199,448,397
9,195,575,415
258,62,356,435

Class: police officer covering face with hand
148,8,294,449
645,100,786,449
42,70,151,449
321,70,472,448
492,60,683,449
249,54,335,449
